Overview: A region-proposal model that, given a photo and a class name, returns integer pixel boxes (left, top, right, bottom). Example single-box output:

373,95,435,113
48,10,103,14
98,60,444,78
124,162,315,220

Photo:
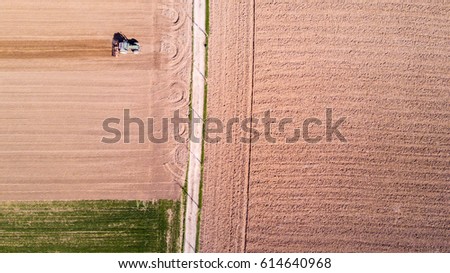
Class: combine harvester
112,32,141,57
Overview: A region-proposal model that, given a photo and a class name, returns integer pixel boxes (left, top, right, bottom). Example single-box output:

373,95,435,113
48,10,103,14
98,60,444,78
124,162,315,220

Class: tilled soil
201,1,449,252
0,0,192,201
199,0,255,252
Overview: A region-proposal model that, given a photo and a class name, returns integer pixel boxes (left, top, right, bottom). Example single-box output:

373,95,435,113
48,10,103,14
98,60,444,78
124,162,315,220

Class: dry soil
201,0,449,252
0,0,192,201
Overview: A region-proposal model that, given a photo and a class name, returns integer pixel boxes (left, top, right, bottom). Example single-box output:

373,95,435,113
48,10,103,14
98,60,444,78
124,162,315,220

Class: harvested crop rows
0,0,192,201
201,1,450,252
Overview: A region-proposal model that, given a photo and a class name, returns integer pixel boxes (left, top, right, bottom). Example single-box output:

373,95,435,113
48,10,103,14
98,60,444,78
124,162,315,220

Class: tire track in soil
243,0,256,253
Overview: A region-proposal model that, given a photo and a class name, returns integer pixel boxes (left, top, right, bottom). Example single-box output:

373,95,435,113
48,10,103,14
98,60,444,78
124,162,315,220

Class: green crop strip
0,200,180,253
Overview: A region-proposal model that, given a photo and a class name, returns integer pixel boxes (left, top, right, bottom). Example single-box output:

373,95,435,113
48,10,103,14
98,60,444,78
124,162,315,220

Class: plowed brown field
0,0,192,200
201,1,449,252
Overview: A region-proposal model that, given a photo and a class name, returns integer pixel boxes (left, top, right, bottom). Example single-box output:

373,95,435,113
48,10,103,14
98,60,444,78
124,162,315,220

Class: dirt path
183,0,207,253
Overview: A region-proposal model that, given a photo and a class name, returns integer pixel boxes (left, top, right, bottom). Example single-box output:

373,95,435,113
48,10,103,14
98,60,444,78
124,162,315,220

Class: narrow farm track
183,0,207,253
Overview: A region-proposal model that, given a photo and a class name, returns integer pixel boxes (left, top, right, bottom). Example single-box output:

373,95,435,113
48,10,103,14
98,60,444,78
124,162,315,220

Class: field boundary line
242,0,256,253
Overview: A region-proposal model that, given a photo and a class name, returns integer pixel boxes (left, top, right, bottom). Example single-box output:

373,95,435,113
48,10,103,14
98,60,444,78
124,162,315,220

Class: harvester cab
112,32,141,57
